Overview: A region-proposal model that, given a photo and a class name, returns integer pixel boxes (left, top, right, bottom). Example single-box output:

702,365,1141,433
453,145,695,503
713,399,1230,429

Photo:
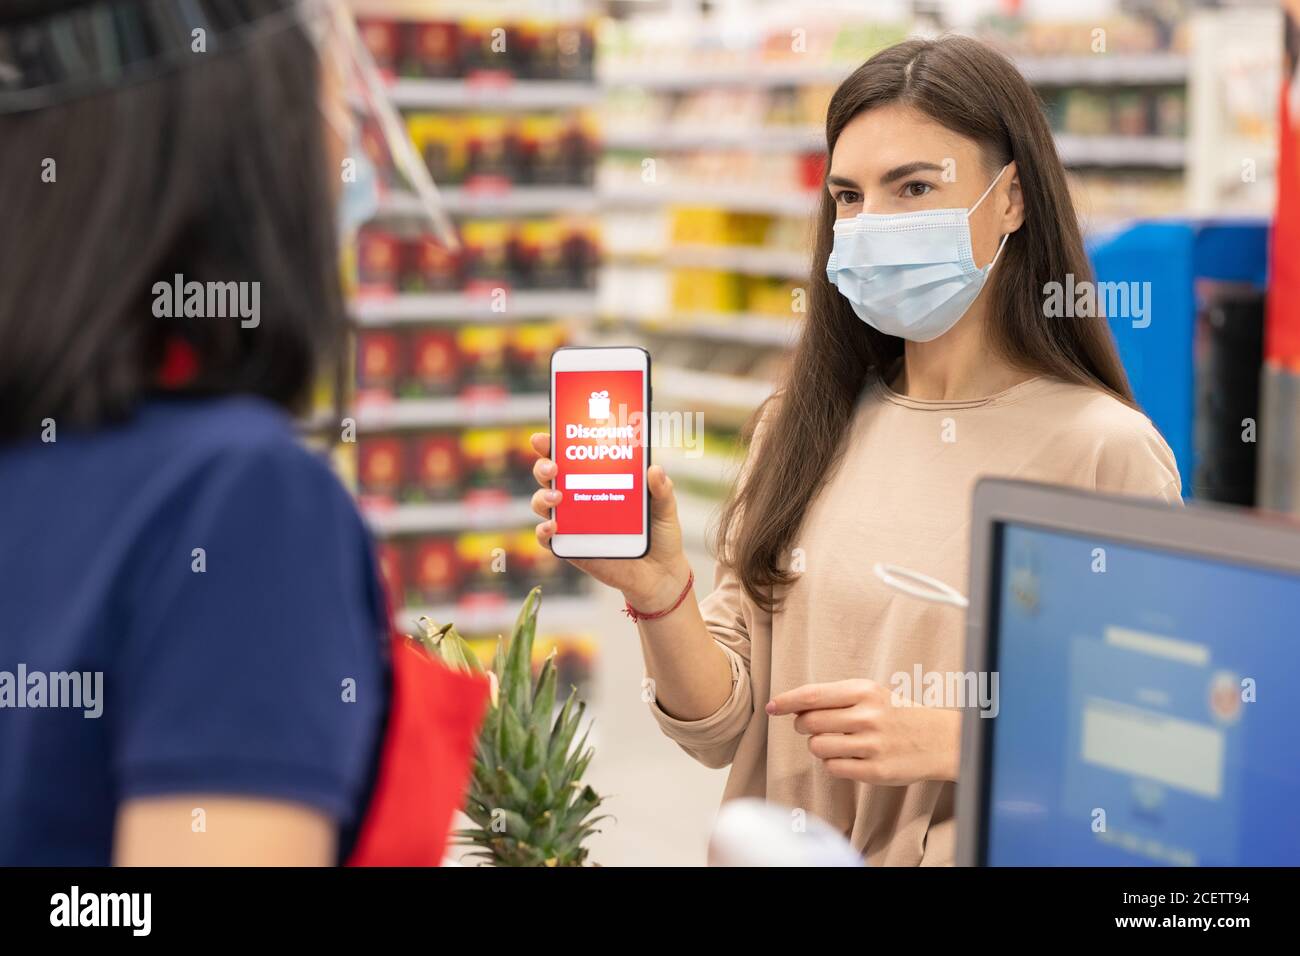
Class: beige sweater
651,374,1182,865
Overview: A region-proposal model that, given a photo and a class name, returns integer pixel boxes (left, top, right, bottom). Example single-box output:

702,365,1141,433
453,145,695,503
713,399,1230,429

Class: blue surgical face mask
339,125,381,244
825,164,1010,342
323,93,382,245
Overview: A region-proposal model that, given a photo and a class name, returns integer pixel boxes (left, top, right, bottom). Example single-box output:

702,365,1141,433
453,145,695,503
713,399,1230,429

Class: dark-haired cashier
528,35,1181,865
0,0,480,865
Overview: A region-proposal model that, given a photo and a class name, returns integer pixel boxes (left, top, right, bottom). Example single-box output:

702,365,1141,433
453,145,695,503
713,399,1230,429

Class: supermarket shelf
1056,134,1186,168
364,497,537,537
387,78,600,110
1015,52,1188,86
603,126,823,153
604,128,1183,168
654,366,774,413
600,62,853,89
379,187,598,218
355,394,549,431
395,594,593,637
352,290,597,325
600,183,820,217
599,53,1186,90
611,311,800,348
608,246,808,279
663,245,809,279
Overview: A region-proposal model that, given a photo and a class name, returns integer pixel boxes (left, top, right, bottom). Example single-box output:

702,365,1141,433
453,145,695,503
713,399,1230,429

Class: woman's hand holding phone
529,431,692,613
531,430,732,722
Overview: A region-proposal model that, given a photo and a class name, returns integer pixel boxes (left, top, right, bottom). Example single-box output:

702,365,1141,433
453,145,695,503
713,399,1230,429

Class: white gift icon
588,389,610,420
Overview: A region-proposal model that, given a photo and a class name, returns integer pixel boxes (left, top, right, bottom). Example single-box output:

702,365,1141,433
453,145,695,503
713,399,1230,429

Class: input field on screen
565,474,633,490
1081,697,1224,798
1105,626,1209,666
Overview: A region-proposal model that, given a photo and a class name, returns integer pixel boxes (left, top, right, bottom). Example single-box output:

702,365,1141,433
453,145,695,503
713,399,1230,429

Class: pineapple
413,587,607,867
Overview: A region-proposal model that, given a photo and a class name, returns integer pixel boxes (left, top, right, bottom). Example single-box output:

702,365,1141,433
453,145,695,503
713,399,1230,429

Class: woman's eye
834,190,861,206
903,181,933,198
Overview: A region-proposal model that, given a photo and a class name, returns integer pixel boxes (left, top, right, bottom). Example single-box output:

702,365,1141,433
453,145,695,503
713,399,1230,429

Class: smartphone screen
550,348,649,558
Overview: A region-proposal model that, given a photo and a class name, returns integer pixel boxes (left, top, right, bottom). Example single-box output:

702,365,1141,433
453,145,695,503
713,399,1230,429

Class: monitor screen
983,522,1300,866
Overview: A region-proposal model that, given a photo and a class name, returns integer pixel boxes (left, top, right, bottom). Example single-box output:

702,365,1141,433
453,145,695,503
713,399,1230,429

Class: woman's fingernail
542,462,556,475
546,491,561,503
765,701,777,715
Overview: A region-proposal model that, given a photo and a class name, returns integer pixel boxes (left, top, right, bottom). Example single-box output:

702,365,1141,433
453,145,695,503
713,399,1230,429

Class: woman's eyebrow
880,161,945,184
825,174,860,189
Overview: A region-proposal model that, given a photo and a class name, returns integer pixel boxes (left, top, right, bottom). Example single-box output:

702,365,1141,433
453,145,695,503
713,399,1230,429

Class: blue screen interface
985,523,1300,866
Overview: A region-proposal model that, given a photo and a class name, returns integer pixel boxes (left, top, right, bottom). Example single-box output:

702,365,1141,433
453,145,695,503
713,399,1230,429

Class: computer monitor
956,479,1300,866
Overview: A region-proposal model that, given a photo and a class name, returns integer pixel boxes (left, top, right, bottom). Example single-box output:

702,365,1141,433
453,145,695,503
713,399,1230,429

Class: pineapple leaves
492,765,531,807
531,651,558,747
557,722,591,785
490,637,506,689
529,773,555,817
425,586,606,866
547,695,584,782
497,700,528,765
503,587,540,717
413,617,483,673
521,726,544,785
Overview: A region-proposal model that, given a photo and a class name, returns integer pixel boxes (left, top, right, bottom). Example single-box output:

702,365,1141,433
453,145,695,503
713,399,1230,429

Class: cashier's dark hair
0,0,346,441
715,35,1136,613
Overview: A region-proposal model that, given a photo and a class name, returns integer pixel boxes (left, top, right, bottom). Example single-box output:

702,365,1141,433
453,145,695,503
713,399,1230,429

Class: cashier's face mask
322,102,382,245
342,130,381,244
825,164,1010,342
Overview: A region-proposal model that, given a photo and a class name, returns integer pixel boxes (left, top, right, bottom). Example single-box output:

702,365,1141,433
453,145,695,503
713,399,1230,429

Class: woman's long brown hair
714,35,1134,613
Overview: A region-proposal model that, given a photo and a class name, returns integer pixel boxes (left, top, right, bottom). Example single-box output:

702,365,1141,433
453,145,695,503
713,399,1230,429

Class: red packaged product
409,536,460,605
358,436,405,501
357,227,401,293
408,433,463,502
357,19,400,76
404,21,461,78
356,331,403,396
403,235,462,292
403,329,460,397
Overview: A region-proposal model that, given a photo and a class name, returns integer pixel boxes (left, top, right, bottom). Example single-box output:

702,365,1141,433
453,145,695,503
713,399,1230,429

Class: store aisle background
347,0,1285,867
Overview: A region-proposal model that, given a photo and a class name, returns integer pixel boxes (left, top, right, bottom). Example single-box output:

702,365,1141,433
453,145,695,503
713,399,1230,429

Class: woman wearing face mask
529,35,1180,865
0,0,474,866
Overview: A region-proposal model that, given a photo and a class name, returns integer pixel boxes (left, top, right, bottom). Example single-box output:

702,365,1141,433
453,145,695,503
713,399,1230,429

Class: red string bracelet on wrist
623,570,694,623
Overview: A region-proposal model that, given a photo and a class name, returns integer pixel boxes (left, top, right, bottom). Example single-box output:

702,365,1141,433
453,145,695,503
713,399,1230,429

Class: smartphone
548,345,651,559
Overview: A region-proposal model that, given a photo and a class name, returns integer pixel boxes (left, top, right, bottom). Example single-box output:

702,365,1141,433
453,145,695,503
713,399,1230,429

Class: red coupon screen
553,369,645,534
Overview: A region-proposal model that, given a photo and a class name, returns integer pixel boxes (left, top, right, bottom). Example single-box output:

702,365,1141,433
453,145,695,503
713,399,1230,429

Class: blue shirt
0,396,387,864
